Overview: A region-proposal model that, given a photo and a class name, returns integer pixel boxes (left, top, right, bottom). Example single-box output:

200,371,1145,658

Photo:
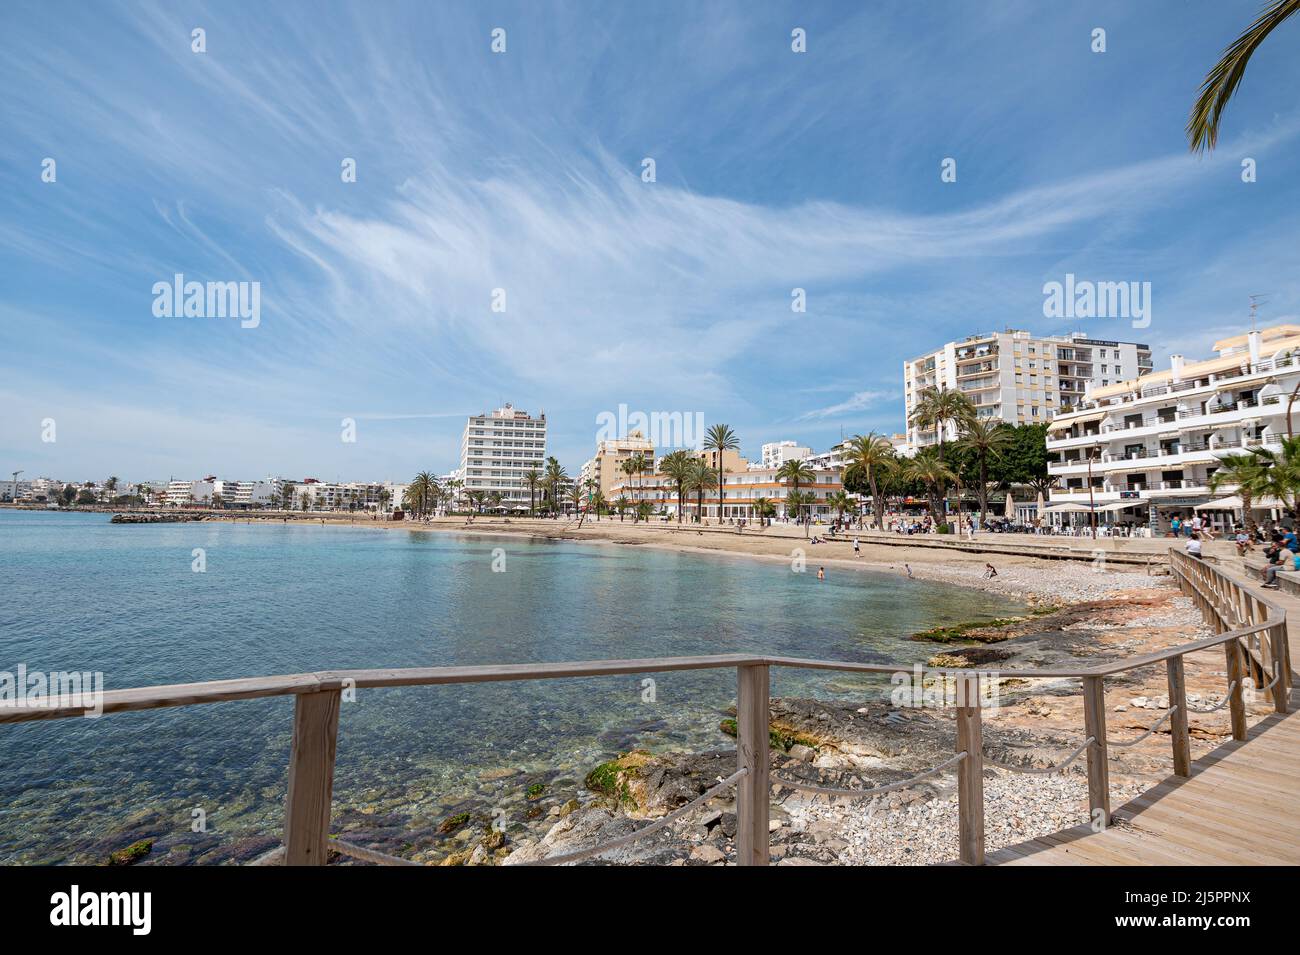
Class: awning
1195,495,1288,511
1049,410,1105,432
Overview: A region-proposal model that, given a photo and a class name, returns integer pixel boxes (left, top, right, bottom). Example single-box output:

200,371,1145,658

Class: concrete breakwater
110,513,209,524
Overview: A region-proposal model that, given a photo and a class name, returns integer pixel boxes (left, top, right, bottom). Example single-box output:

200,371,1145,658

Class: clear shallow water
0,510,1022,863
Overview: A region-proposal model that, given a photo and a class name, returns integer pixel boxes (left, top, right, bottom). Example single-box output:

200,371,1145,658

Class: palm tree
687,458,718,523
658,450,695,524
104,476,119,504
543,457,568,516
704,424,739,523
909,386,975,464
827,490,855,522
776,458,815,534
843,432,894,530
1240,436,1300,521
614,494,630,521
635,500,654,523
487,490,504,513
1187,0,1300,154
1209,452,1268,536
407,471,438,518
904,450,957,527
523,469,542,516
753,496,776,527
954,419,1014,527
784,490,813,526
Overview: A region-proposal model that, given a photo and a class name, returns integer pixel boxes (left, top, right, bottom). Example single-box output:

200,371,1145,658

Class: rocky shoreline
308,575,1249,867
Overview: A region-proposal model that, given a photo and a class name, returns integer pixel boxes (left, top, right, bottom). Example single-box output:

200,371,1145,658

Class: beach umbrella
1003,492,1014,520
1036,490,1045,524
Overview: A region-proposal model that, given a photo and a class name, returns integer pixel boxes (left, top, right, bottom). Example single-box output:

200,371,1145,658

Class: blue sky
3,0,1300,483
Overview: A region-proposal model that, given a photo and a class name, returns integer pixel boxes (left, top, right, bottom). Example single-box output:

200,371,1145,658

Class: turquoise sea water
0,510,1022,863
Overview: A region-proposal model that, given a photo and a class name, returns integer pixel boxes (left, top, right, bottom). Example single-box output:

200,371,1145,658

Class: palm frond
1188,0,1300,153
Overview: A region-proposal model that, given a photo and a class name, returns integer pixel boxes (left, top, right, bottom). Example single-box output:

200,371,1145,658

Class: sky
2,0,1300,484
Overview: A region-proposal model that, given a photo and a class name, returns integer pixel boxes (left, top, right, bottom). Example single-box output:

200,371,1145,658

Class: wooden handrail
2,548,1288,866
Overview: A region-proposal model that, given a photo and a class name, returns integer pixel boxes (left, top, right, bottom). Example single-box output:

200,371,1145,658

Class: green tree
523,469,542,516
955,419,1014,525
842,432,895,530
904,449,956,527
1209,452,1268,536
687,457,718,523
703,424,740,522
658,450,695,524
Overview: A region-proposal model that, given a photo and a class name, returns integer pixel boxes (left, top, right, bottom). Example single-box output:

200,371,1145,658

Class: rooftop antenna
1248,294,1270,331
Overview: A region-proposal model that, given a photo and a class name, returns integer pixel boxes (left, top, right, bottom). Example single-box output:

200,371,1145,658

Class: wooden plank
955,673,984,866
1225,639,1249,741
1166,656,1191,777
1082,676,1111,825
283,689,341,866
735,664,769,866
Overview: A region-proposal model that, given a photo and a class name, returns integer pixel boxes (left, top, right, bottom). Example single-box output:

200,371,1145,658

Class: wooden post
1269,624,1289,714
1081,676,1111,827
735,664,770,866
955,673,985,865
1165,656,1191,778
283,689,342,865
1224,638,1249,741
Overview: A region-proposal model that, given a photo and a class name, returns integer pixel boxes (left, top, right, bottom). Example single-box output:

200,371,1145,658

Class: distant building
459,404,547,510
580,429,655,503
760,441,812,469
904,329,1154,449
166,480,214,506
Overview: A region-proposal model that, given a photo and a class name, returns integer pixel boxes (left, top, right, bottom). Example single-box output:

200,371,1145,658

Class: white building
212,478,284,508
459,404,547,509
904,330,1154,449
1045,324,1299,533
166,480,214,506
759,441,812,469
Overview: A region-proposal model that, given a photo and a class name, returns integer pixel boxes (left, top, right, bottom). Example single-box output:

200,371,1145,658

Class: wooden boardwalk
988,683,1300,865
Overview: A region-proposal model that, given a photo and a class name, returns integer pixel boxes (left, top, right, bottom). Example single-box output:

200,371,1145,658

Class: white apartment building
165,480,214,506
288,481,403,512
459,404,547,508
759,441,812,469
904,330,1154,448
1045,324,1300,533
211,478,284,508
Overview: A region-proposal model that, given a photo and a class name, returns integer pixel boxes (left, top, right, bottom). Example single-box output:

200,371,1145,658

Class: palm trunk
869,472,883,530
978,455,988,526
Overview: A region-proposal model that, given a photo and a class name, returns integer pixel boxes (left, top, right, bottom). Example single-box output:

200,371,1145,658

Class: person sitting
1262,544,1285,588
1184,533,1203,559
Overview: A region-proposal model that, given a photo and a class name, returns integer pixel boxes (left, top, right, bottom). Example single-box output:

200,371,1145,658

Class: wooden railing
1,551,1290,866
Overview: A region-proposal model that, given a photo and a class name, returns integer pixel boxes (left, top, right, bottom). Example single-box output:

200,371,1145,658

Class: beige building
579,429,655,502
904,329,1153,449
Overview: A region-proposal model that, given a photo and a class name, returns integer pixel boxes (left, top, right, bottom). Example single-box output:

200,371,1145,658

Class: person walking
852,537,860,558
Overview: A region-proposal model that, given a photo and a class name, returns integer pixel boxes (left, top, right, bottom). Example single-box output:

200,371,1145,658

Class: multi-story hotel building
579,429,655,502
1045,324,1299,532
459,404,547,508
904,330,1154,449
